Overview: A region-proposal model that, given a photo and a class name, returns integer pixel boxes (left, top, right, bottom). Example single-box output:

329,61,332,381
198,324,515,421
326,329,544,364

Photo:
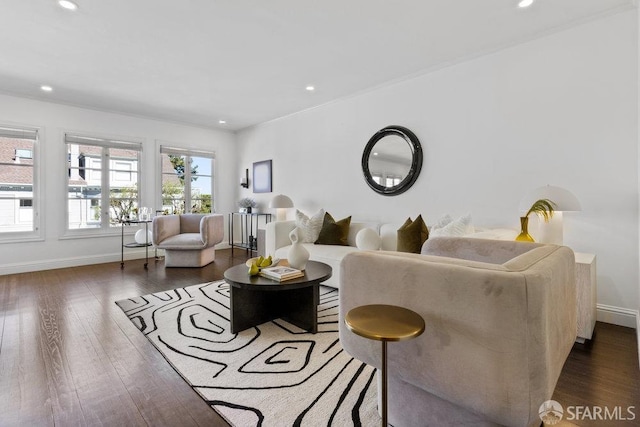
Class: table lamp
519,185,581,245
269,194,294,221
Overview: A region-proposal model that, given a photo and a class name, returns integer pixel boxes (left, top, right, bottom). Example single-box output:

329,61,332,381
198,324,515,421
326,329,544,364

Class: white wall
237,10,639,324
0,93,236,274
637,3,640,363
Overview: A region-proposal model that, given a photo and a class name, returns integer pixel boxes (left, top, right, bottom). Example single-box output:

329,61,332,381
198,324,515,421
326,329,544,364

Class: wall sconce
240,168,249,188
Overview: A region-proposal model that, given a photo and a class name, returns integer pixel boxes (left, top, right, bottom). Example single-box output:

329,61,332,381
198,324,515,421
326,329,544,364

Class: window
66,133,142,230
15,149,32,159
385,176,402,187
160,146,214,215
0,125,40,239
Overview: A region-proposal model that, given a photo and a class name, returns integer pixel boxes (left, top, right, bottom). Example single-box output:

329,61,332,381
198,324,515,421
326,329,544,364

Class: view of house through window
0,126,38,236
66,134,141,229
160,146,214,215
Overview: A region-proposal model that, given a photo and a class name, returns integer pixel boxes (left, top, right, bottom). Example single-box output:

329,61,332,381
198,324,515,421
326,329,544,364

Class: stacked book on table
259,266,304,282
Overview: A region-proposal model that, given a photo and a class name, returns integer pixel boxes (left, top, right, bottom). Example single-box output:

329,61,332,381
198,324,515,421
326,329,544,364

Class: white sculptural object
287,227,310,270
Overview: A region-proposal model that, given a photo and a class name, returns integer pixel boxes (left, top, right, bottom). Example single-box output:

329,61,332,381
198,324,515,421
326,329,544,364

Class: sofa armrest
201,214,224,247
265,220,296,256
421,236,544,265
152,215,180,245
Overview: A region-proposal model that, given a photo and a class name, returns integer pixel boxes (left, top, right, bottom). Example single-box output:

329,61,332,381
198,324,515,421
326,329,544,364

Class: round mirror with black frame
362,125,423,196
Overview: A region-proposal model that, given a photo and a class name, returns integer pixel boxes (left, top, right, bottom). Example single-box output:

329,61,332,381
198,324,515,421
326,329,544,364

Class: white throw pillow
429,214,454,232
295,209,325,243
429,213,474,237
355,228,382,251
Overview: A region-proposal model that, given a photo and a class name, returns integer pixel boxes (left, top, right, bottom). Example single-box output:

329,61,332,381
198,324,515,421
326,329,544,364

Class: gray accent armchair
152,213,224,267
339,237,576,427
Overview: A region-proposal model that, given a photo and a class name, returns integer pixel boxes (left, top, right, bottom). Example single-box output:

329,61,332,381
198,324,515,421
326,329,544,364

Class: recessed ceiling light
305,86,315,92
518,0,534,8
58,0,78,10
40,85,53,92
218,120,226,124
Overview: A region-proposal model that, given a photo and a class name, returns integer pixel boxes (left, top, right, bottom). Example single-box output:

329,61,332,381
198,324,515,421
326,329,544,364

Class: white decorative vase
287,228,309,270
135,229,152,245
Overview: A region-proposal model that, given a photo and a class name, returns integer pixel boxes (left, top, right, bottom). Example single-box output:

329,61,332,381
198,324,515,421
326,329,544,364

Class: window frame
0,123,43,243
159,145,216,215
63,132,143,236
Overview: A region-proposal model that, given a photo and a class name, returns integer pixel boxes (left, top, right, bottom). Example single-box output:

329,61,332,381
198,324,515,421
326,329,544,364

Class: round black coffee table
223,260,332,334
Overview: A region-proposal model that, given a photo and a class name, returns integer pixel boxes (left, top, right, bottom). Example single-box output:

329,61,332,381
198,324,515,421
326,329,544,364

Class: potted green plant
516,199,556,242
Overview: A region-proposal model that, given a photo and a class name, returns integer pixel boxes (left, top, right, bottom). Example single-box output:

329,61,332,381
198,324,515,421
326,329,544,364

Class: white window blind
160,145,215,159
0,126,38,140
65,133,143,151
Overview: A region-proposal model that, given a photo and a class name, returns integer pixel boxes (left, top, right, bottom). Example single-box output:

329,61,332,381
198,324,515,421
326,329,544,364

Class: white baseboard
0,250,152,276
637,315,640,370
596,304,638,329
0,244,233,276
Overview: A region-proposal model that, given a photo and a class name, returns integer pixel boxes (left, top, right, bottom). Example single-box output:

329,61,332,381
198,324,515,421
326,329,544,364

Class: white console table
575,252,597,342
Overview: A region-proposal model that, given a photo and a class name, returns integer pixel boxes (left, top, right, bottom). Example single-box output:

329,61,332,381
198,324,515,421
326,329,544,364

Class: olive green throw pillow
315,212,352,246
397,215,429,253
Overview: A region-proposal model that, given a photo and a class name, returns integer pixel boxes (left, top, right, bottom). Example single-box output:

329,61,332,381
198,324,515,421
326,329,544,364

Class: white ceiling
0,0,633,131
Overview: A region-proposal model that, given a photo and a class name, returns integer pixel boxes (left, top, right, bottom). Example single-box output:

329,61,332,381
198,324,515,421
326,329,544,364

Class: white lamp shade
519,185,581,213
269,194,294,209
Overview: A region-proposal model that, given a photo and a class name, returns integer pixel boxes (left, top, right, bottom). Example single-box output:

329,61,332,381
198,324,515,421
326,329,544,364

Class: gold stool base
345,304,425,426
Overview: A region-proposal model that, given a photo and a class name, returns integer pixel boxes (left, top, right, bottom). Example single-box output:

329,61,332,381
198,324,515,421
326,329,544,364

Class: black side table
120,219,152,269
228,212,272,256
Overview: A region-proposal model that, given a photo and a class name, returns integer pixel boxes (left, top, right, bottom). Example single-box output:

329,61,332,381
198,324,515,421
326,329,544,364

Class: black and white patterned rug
115,281,378,426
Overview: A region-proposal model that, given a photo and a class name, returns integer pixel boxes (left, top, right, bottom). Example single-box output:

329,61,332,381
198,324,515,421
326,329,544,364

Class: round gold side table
345,304,425,426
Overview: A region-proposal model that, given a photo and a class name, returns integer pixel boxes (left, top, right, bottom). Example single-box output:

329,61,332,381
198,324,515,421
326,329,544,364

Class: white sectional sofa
265,220,390,288
264,218,517,288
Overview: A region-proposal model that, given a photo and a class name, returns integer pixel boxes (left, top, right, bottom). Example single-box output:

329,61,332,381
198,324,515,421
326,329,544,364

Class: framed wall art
253,159,272,193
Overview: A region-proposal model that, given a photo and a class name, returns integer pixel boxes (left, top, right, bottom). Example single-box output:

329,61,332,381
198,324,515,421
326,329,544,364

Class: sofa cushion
180,214,204,233
379,223,403,251
274,243,360,288
429,213,474,237
156,233,205,249
315,213,351,246
295,208,325,243
356,228,382,250
397,215,429,253
466,228,518,241
347,222,380,247
429,213,453,232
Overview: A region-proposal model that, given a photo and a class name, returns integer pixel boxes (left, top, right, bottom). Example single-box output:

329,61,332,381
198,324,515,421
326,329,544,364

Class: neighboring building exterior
0,136,35,233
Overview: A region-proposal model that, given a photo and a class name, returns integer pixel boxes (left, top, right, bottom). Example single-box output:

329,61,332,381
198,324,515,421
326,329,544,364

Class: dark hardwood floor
554,324,640,426
0,249,638,426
